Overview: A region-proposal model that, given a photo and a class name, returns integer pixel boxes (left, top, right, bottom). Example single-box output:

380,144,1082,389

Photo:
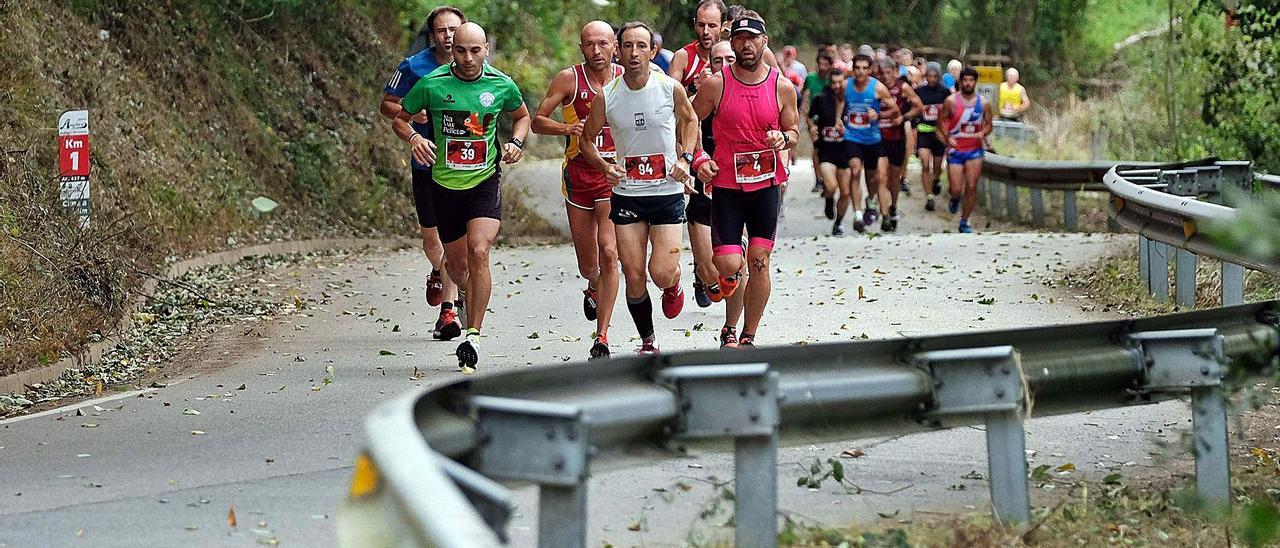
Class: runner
808,64,853,235
937,66,994,233
395,22,531,370
875,57,922,232
667,0,725,95
802,51,835,208
838,43,855,65
691,11,800,348
915,62,951,212
943,59,962,90
998,67,1032,121
530,20,623,359
380,6,465,341
580,21,699,355
840,54,899,233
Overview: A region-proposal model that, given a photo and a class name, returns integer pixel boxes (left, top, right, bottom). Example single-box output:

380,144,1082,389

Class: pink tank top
711,66,782,191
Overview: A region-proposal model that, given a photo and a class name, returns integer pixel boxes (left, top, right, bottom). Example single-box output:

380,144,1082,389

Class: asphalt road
0,160,1194,547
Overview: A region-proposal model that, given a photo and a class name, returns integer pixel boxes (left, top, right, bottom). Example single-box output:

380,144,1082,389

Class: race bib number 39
446,139,487,170
624,154,666,183
597,127,617,159
734,150,776,184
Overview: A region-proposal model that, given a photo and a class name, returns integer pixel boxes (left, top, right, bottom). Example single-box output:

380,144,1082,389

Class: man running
998,67,1032,121
840,54,898,233
809,64,853,235
875,57,922,232
531,21,623,359
581,21,698,355
668,0,725,95
937,66,993,233
915,62,950,212
380,6,465,340
802,51,835,209
395,22,531,370
692,11,799,348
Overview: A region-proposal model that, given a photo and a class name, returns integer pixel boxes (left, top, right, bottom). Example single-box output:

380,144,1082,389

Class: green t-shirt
401,64,524,190
803,72,829,99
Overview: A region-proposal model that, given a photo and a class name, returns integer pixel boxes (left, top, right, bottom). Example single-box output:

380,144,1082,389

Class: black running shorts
411,167,437,228
430,173,503,244
609,193,686,226
710,184,781,256
917,132,946,156
843,141,881,171
882,138,907,167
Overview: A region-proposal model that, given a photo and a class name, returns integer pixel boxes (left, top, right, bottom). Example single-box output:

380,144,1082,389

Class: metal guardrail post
1005,183,1020,222
915,346,1031,524
1030,188,1045,226
660,364,782,548
1176,249,1198,309
1150,240,1171,303
1131,329,1231,506
472,396,591,548
1063,191,1078,231
1222,262,1245,306
987,180,1002,218
1139,235,1151,293
1191,166,1222,205
977,178,988,208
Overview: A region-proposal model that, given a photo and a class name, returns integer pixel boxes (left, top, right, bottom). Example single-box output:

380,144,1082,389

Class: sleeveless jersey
914,83,950,131
879,79,911,141
998,82,1024,117
843,77,882,145
562,63,624,168
602,72,684,197
710,66,782,191
678,42,709,93
945,93,986,153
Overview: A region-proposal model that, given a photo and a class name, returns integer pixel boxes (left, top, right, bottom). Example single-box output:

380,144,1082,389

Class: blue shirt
843,77,882,145
385,46,444,169
654,49,674,73
942,72,956,90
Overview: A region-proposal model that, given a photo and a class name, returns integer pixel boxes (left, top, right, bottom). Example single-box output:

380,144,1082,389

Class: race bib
624,154,666,184
734,150,776,184
923,104,940,121
847,111,871,129
596,126,617,159
821,127,843,142
959,122,981,137
445,139,487,170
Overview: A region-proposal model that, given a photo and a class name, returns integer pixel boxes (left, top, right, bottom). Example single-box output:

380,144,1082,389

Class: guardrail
980,154,1165,231
339,301,1280,547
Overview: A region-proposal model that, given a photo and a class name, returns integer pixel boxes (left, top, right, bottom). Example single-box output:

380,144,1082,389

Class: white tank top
602,71,683,196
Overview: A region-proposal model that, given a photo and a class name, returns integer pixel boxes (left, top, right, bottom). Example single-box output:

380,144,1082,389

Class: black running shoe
589,335,610,360
925,195,937,211
853,219,866,233
719,326,739,349
832,222,845,236
693,280,712,308
456,329,479,372
582,288,598,322
738,332,756,349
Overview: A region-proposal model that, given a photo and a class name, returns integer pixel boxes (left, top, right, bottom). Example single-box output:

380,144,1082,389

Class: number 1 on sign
69,151,79,172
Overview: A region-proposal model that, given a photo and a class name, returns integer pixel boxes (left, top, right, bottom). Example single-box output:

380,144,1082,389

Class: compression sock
626,293,655,341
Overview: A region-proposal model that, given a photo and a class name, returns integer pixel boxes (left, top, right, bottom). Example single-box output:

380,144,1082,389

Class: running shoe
925,195,937,211
718,273,741,299
433,308,462,341
425,269,444,307
589,334,610,360
958,219,974,233
706,281,723,303
881,217,896,232
738,332,756,349
861,208,876,227
932,178,943,195
832,221,845,236
636,340,661,355
692,279,712,308
824,196,835,220
812,177,824,193
948,197,961,214
456,329,480,372
853,219,866,233
901,180,911,196
719,326,739,349
661,284,684,319
582,288,598,322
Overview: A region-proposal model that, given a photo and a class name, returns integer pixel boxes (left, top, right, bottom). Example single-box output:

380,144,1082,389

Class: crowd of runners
380,2,1021,370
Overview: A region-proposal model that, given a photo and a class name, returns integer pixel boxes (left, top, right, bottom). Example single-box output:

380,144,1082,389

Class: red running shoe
718,273,741,299
583,288,598,322
661,284,684,319
433,308,462,341
425,269,444,307
636,340,661,355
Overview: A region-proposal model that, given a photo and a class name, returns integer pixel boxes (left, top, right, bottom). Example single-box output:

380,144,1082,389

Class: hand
502,142,524,164
567,120,585,137
411,134,437,166
866,108,879,121
605,164,626,186
411,111,430,124
695,67,712,84
765,130,786,151
672,158,692,184
808,125,819,141
697,159,719,183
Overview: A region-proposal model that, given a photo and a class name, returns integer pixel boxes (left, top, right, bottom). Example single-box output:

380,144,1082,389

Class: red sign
59,135,90,177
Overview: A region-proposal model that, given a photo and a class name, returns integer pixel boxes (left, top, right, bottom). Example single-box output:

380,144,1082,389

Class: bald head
451,22,488,78
1005,67,1020,84
579,20,616,70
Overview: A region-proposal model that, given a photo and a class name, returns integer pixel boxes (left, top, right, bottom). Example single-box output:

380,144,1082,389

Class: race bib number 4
923,104,940,121
597,127,617,159
624,154,666,183
847,111,871,129
446,139,487,170
734,150,776,184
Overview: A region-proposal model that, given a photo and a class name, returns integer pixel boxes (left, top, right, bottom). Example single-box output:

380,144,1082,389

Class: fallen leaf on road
192,431,206,435
228,505,237,528
840,449,866,459
379,349,396,356
237,384,247,391
857,286,865,300
182,409,201,416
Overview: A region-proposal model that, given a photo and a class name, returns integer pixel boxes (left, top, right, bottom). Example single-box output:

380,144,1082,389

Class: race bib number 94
624,154,666,183
446,139,487,170
734,150,776,184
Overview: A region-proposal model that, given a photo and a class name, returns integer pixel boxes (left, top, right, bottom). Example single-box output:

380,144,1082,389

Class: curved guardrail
981,154,1171,230
337,154,1280,548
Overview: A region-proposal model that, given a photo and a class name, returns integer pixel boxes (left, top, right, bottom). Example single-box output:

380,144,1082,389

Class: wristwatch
680,152,695,164
509,137,524,149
